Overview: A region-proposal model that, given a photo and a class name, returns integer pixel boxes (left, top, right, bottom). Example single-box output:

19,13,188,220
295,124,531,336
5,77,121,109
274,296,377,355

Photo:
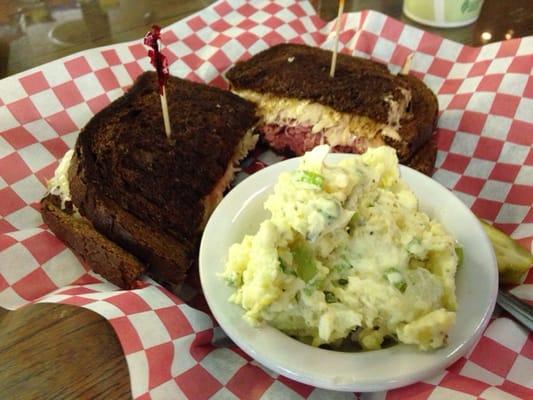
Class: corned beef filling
260,123,369,155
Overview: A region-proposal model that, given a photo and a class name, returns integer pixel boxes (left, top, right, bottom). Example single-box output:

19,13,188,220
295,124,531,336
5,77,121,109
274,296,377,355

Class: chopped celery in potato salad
222,146,458,351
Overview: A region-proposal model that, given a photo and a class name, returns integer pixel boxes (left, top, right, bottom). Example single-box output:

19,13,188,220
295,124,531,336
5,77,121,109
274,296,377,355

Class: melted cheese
47,149,75,209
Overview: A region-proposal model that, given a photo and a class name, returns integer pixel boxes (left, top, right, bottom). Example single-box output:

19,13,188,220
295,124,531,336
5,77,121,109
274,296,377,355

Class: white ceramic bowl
199,154,498,392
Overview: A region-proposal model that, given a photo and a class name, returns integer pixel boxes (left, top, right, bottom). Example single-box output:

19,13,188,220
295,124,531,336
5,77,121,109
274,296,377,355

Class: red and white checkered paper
0,0,532,398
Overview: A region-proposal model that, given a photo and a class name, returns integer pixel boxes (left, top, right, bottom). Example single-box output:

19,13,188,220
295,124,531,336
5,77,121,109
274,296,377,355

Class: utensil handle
497,290,533,331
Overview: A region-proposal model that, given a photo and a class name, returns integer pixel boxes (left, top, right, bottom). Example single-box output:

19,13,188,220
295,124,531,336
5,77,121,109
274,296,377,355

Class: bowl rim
199,154,498,392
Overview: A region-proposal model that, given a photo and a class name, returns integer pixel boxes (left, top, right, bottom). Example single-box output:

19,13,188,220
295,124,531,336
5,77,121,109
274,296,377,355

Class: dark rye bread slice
405,138,437,176
66,71,258,289
68,149,191,289
41,194,145,289
392,74,438,165
226,43,397,121
78,71,258,243
226,43,438,162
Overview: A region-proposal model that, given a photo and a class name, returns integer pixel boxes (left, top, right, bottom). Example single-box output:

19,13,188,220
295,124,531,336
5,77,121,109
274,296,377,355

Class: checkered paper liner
0,0,532,398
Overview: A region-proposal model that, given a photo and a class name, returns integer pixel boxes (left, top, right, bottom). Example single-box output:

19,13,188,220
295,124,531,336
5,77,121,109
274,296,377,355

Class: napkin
0,0,531,399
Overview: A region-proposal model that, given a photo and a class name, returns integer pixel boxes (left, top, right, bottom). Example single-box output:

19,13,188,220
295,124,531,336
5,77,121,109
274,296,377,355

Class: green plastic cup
403,0,484,28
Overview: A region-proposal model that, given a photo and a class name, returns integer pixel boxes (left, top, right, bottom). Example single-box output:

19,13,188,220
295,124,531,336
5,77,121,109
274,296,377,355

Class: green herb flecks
324,291,337,303
294,170,324,188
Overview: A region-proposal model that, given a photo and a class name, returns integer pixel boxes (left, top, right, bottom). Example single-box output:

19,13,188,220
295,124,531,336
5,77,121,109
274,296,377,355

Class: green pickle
480,219,533,284
292,242,317,282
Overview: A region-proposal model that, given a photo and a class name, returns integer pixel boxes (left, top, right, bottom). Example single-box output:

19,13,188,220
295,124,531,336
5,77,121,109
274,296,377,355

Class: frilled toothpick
144,25,171,139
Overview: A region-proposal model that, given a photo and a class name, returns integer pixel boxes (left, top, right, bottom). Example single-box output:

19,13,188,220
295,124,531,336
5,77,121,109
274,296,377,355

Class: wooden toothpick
400,53,414,75
160,85,171,138
329,0,345,78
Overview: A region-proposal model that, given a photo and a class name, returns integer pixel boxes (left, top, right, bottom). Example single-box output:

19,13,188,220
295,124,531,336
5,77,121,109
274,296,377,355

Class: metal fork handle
497,290,533,332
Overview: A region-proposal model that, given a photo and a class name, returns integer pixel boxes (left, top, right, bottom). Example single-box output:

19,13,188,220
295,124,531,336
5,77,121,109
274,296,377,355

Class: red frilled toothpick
144,25,171,139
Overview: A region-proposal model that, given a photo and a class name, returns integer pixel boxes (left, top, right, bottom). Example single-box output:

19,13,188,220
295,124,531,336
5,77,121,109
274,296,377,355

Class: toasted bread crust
405,139,437,176
226,43,438,161
40,72,258,291
227,43,399,122
78,71,258,241
62,72,258,290
390,74,439,162
68,150,191,288
41,194,145,289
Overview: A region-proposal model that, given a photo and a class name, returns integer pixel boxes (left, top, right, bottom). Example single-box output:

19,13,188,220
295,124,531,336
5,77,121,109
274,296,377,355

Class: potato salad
222,146,458,351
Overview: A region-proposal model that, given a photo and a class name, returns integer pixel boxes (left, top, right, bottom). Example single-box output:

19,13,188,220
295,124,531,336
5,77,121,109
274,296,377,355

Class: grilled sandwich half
226,43,439,175
41,71,259,291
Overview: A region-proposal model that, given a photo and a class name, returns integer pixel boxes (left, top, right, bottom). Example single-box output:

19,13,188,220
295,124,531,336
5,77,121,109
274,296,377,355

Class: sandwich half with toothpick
41,72,259,291
226,43,438,175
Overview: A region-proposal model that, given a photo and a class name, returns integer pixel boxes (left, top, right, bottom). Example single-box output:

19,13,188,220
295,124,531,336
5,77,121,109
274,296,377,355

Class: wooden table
0,0,531,398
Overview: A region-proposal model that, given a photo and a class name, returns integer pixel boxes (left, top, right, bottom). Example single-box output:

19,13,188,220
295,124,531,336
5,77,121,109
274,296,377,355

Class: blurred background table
1,0,532,79
0,0,531,399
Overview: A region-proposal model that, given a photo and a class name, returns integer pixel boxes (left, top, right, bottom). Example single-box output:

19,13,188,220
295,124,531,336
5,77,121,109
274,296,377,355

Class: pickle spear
480,220,533,284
